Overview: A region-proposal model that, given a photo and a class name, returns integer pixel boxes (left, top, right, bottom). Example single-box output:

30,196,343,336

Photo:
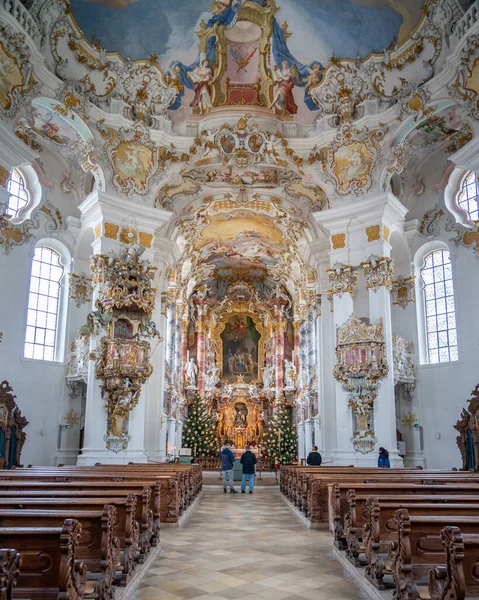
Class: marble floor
132,487,368,600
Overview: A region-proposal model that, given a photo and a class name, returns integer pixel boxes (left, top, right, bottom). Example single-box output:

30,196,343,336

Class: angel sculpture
269,60,299,115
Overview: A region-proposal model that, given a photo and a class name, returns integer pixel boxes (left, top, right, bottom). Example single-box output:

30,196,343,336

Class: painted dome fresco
69,0,423,63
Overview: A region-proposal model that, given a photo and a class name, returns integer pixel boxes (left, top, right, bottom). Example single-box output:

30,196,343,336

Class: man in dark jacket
306,445,322,466
220,443,237,493
240,445,257,494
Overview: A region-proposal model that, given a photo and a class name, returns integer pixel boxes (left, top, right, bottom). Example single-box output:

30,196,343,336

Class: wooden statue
454,384,479,471
0,380,28,469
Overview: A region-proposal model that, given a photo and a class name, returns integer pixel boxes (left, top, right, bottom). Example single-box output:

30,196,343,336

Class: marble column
273,320,286,393
313,414,322,450
175,421,184,456
196,306,208,394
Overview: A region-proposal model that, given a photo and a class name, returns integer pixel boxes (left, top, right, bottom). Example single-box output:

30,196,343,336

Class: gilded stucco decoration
326,263,358,302
84,244,161,453
391,276,416,308
316,123,388,197
361,255,394,292
69,272,93,307
333,314,388,454
0,23,38,117
331,233,346,250
448,220,479,259
0,195,63,254
419,205,444,236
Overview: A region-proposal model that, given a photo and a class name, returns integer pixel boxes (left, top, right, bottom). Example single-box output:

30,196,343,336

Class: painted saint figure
188,59,213,115
269,61,299,115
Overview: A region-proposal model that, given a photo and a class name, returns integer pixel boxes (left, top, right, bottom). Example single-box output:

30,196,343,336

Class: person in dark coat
378,447,391,468
306,446,322,466
240,445,257,494
220,443,237,493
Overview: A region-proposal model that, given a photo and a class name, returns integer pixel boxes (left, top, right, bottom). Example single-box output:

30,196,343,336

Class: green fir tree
261,402,297,466
182,395,218,458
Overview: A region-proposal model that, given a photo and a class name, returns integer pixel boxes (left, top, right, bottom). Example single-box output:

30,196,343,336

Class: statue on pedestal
284,358,297,389
205,363,220,390
185,357,198,388
261,364,274,390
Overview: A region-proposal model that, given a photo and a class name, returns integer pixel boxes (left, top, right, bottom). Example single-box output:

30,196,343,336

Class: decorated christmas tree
182,394,218,458
261,402,297,466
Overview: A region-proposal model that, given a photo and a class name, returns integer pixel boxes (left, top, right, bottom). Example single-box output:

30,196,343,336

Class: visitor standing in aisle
220,443,237,493
240,445,257,494
306,445,322,466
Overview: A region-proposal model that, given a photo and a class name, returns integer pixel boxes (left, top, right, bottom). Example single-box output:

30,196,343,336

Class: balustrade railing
0,0,40,43
454,0,479,39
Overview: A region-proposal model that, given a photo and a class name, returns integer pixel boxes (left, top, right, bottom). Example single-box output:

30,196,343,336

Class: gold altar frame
209,301,271,381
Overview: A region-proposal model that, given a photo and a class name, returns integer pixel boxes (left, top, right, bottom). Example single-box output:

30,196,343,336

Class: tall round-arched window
5,168,29,218
457,171,479,221
24,246,65,361
420,249,458,364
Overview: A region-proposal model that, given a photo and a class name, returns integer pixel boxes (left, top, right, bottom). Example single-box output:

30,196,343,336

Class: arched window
420,249,458,364
24,246,65,361
4,168,29,219
457,171,479,221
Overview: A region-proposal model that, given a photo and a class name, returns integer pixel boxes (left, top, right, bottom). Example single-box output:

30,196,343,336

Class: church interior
2,0,479,598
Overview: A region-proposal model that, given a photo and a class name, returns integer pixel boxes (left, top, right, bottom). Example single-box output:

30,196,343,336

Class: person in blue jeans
240,445,257,494
220,443,237,493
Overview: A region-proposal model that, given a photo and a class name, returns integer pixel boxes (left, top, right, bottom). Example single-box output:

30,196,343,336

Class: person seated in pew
378,447,390,468
306,446,322,466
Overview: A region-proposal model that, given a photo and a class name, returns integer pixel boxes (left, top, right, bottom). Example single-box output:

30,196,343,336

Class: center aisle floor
133,488,367,600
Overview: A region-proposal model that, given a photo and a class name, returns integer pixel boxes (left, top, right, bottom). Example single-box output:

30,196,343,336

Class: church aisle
132,488,367,600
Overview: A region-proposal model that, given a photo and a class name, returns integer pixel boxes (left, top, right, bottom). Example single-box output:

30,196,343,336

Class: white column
304,418,313,454
297,422,306,462
175,421,184,457
313,415,322,450
167,417,176,456
369,285,403,467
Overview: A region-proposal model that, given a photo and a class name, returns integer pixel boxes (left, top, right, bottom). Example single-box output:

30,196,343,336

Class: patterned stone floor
132,487,368,600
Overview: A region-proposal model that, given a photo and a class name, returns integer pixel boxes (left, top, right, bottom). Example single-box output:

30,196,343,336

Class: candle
292,350,295,363
187,350,190,361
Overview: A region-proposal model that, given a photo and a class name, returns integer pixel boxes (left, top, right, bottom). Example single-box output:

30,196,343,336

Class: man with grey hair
220,443,237,493
240,445,257,494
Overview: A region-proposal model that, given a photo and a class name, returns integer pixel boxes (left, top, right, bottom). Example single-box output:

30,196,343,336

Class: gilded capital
361,255,394,292
326,262,358,301
391,275,415,308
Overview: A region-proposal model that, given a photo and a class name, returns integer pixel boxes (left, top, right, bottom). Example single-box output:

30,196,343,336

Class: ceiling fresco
69,0,423,64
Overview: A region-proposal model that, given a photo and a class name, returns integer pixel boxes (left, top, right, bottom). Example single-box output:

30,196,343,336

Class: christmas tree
261,402,297,467
182,394,218,458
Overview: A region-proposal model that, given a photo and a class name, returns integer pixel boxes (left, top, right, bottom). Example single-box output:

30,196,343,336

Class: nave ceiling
0,0,479,276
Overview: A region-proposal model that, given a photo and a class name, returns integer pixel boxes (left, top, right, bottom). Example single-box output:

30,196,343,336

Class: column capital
326,262,359,301
79,190,173,258
313,192,408,262
361,255,394,292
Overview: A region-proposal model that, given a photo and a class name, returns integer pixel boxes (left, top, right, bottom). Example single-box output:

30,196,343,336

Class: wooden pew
428,525,479,600
0,507,122,597
0,497,139,579
359,499,479,589
0,478,172,525
329,481,479,532
0,519,87,600
0,549,21,600
391,510,479,600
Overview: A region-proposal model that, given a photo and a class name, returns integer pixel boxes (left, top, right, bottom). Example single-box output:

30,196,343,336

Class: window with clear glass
457,171,479,221
24,246,64,361
5,168,29,219
421,249,458,364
